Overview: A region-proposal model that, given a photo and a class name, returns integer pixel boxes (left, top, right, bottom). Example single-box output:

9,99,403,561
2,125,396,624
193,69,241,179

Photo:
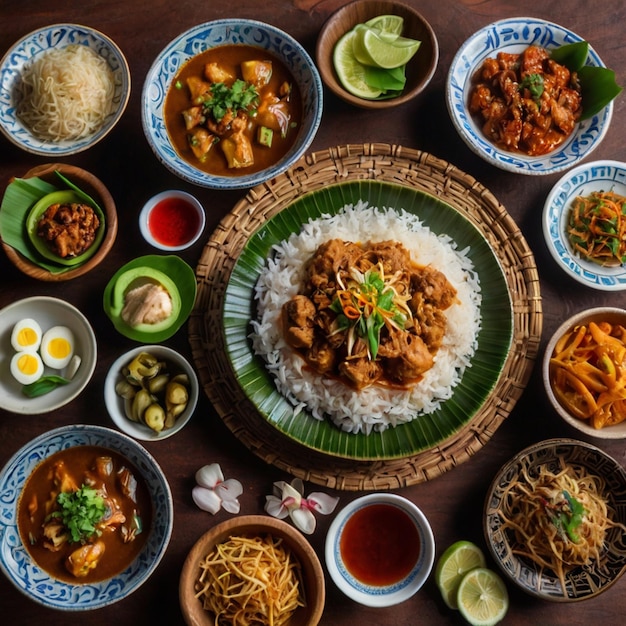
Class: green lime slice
333,29,383,99
364,14,405,37
355,26,420,69
435,540,487,610
457,568,509,626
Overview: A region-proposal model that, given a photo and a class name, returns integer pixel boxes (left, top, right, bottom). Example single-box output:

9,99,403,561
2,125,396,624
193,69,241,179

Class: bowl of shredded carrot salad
543,160,626,291
543,307,626,438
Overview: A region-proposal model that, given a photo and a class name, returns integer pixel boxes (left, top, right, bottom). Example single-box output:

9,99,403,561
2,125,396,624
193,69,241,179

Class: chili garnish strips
567,190,626,266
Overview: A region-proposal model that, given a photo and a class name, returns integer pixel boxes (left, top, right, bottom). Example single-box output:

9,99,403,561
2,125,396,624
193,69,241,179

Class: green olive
131,388,153,423
143,403,166,433
166,381,188,407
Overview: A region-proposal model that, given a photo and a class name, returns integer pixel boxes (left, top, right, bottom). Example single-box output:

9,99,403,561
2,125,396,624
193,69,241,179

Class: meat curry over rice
469,45,582,156
281,239,458,390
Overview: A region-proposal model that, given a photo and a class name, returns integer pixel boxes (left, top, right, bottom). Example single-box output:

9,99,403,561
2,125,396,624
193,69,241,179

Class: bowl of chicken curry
0,424,173,610
142,19,323,190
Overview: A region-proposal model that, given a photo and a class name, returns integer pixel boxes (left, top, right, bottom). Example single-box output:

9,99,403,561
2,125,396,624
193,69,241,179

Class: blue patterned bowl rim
0,424,173,610
446,17,612,176
324,493,435,607
542,160,626,291
141,19,323,190
0,23,131,156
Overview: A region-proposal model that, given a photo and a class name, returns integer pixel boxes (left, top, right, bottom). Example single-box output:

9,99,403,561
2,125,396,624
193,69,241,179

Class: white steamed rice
249,202,482,434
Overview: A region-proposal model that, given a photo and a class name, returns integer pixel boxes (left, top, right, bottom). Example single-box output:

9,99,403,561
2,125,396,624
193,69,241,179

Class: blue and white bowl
325,493,435,607
0,424,173,610
543,160,626,290
141,19,323,190
0,24,130,156
446,17,612,175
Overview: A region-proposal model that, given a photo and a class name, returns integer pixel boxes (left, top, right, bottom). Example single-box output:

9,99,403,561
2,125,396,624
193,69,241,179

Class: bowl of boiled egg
0,295,97,414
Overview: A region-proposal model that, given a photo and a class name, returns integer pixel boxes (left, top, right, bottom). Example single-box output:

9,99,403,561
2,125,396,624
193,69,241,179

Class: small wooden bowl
180,515,325,626
1,162,117,281
316,0,438,109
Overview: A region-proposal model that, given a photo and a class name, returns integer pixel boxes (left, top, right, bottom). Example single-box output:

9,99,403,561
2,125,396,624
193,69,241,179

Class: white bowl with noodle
0,23,130,156
484,438,626,601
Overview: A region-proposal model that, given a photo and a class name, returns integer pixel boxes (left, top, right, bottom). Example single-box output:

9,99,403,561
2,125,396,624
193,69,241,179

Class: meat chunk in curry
282,239,458,390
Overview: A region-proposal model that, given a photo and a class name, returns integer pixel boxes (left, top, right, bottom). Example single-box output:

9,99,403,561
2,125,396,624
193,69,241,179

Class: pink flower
192,463,243,515
264,478,339,534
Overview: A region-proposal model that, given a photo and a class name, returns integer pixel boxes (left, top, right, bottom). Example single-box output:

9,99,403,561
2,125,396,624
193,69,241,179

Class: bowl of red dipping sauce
139,190,205,251
325,493,435,607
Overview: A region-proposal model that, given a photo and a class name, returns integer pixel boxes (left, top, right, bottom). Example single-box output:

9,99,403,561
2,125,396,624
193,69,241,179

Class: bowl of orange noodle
543,160,626,291
484,438,626,601
179,515,325,626
543,307,626,438
0,24,130,156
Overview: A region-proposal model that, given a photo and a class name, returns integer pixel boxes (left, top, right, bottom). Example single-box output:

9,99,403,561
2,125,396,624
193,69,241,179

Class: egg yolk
15,327,39,349
16,353,41,376
46,337,72,360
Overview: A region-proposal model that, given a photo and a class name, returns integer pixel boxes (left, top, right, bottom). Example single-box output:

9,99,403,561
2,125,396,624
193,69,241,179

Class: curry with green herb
164,44,302,176
18,445,151,583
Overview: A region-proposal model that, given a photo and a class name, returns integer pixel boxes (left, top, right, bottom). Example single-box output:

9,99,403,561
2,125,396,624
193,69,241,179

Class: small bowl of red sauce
325,493,435,607
139,190,205,251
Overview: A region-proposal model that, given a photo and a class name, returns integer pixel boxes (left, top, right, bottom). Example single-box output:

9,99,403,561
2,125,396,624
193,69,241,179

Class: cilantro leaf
201,79,260,122
50,485,106,544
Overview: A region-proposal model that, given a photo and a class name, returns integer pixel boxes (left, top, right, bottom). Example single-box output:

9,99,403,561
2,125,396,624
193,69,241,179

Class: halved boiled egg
40,325,75,370
11,318,42,352
10,351,44,385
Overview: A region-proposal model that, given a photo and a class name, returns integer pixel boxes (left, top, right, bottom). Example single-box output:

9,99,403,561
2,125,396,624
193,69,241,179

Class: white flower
264,478,339,534
192,463,243,515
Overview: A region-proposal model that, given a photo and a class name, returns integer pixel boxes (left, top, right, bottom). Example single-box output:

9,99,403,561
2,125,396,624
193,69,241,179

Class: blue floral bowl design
142,19,323,190
325,493,435,607
0,424,173,610
543,160,626,291
446,17,612,175
0,24,130,156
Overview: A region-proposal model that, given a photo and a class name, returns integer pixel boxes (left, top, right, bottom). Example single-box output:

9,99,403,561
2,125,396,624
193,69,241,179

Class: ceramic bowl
104,344,199,441
325,493,435,606
0,296,97,414
142,19,323,190
315,0,439,109
0,424,173,610
484,438,626,601
543,307,626,439
180,515,325,625
0,23,130,156
0,162,118,281
543,160,626,290
446,17,612,175
139,190,205,251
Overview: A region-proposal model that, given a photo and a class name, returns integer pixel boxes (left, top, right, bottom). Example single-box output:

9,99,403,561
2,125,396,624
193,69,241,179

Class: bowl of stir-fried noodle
543,307,626,438
484,438,626,601
179,515,325,625
543,160,626,291
446,18,615,175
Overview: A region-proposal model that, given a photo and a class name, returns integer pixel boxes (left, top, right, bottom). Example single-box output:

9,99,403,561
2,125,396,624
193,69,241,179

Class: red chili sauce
148,196,201,247
339,503,421,586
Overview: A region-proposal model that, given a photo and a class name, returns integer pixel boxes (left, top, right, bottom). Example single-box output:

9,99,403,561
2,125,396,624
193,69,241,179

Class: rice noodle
17,44,115,141
250,202,482,434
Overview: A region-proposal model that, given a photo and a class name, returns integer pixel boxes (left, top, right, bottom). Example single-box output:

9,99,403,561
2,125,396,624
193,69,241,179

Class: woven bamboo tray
188,144,542,491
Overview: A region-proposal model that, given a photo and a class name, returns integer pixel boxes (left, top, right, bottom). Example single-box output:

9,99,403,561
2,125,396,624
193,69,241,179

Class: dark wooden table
2,1,626,624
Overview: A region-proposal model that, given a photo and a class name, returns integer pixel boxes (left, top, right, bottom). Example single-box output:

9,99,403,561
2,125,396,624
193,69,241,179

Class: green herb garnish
520,73,544,102
49,485,106,544
201,79,259,122
545,490,586,543
330,263,411,360
22,374,70,398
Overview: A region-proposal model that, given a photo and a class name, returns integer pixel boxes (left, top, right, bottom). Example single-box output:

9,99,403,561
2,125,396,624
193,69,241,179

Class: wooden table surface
2,1,626,624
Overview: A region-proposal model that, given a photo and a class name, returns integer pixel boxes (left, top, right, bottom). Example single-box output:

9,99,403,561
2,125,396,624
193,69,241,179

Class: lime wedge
435,540,487,610
333,29,383,99
457,568,509,626
364,14,405,37
354,26,420,69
